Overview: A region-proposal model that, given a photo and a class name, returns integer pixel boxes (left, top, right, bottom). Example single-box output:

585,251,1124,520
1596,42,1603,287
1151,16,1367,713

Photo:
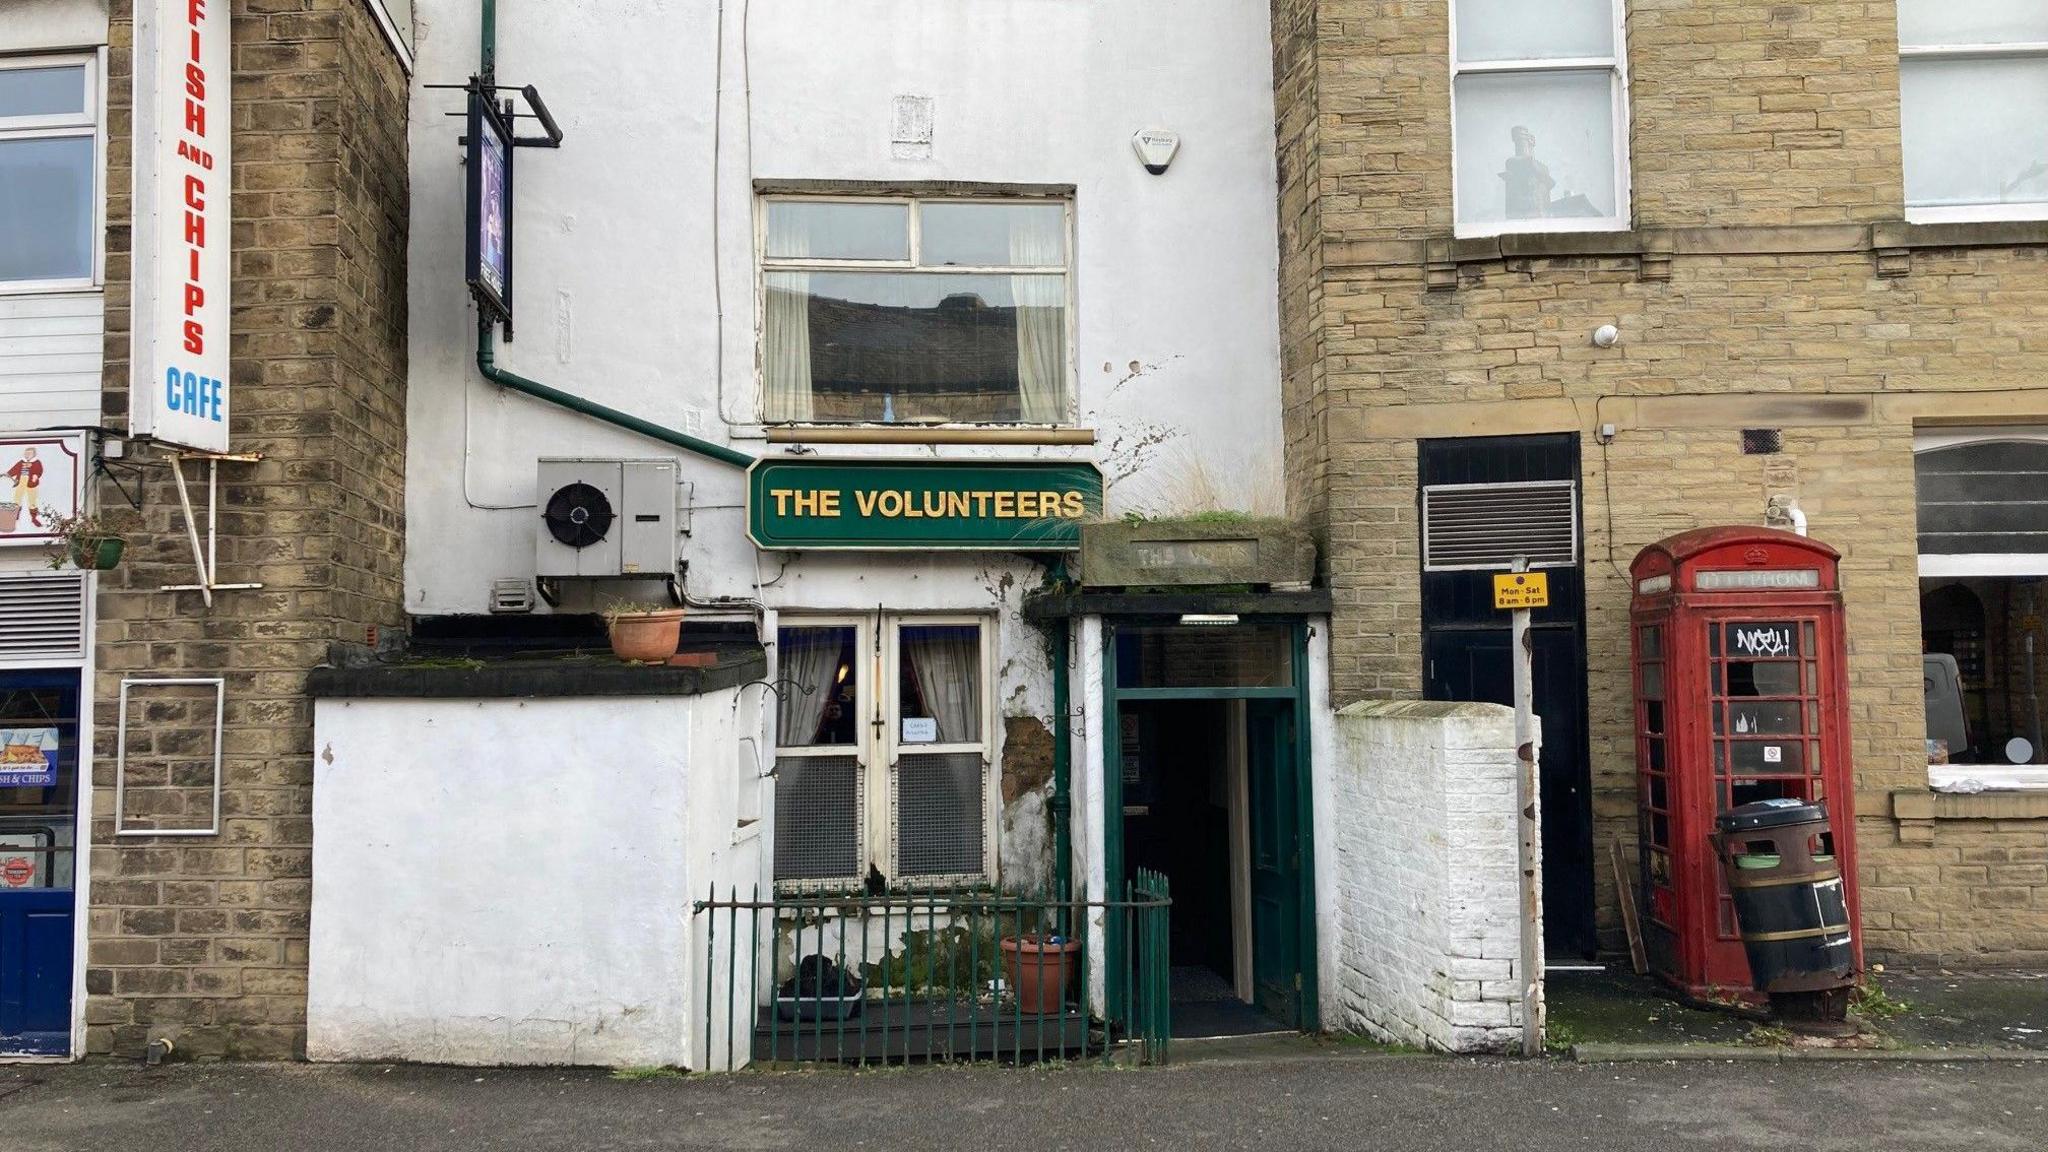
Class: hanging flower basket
44,512,124,572
70,536,125,571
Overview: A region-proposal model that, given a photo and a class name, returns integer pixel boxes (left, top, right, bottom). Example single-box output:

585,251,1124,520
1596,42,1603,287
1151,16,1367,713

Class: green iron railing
692,870,1171,1070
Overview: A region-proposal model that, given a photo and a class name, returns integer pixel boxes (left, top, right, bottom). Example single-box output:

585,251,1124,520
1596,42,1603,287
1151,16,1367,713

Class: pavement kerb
1571,1042,2048,1064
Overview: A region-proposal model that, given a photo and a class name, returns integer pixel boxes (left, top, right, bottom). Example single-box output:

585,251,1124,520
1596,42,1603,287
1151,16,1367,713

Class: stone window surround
1319,220,2048,290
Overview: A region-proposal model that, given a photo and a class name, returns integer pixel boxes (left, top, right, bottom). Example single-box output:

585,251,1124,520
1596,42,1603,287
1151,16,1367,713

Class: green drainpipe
473,0,746,469
1050,615,1072,911
476,324,751,468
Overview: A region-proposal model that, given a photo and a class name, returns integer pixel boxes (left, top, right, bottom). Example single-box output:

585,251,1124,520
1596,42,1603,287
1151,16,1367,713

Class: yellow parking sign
1493,571,1549,610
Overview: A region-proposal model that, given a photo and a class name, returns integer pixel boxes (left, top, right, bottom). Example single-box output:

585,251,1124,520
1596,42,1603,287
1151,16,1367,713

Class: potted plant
602,600,685,663
44,511,124,571
999,932,1081,1016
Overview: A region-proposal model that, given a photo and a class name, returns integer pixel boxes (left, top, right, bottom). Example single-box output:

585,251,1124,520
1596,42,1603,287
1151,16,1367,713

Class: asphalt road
4,1051,2046,1152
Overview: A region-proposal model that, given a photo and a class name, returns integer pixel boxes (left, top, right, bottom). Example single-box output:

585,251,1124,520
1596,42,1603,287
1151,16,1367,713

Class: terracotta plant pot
0,503,18,533
1000,934,1080,1015
607,608,685,663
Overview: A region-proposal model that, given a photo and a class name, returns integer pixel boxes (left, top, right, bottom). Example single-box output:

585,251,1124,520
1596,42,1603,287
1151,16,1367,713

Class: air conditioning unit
535,458,679,583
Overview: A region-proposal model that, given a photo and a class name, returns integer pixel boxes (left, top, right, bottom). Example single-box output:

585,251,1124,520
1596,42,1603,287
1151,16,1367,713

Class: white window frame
773,612,998,890
754,192,1077,428
0,50,106,295
1448,0,1632,239
1899,36,2048,224
1915,427,2048,576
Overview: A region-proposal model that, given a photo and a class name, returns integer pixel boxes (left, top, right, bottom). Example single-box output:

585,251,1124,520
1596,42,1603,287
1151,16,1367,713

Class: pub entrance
1103,619,1316,1037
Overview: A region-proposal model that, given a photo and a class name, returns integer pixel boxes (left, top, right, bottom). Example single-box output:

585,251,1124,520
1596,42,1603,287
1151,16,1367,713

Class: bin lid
1716,798,1828,832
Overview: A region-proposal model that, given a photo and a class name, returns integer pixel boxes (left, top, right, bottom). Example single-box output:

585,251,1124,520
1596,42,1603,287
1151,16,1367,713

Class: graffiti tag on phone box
1725,622,1797,659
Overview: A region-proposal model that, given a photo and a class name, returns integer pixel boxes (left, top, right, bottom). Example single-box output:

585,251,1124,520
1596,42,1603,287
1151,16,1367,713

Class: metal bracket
161,451,265,607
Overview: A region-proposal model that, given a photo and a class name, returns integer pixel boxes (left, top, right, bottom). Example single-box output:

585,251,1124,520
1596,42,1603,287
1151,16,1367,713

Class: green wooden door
1248,698,1302,1026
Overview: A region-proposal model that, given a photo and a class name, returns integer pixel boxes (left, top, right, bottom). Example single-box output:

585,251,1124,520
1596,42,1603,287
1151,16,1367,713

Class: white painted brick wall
1324,700,1535,1053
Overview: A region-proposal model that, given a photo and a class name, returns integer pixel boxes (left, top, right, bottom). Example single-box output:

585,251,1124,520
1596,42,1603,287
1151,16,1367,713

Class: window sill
765,425,1096,446
1893,788,2048,831
1874,219,2048,251
0,280,100,298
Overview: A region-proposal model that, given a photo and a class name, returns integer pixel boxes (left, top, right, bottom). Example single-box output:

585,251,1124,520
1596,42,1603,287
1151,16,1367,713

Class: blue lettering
182,371,199,416
165,367,182,411
207,376,224,421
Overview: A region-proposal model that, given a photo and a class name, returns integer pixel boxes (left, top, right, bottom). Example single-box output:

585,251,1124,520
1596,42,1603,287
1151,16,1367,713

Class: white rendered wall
1325,700,1536,1053
401,0,1283,893
307,690,764,1068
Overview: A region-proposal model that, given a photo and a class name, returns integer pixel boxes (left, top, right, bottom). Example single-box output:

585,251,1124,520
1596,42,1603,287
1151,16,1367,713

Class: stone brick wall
1278,1,2048,966
89,0,408,1059
1326,700,1526,1053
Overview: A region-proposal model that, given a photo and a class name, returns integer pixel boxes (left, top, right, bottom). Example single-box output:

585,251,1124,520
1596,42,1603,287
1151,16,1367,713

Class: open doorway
1119,697,1297,1038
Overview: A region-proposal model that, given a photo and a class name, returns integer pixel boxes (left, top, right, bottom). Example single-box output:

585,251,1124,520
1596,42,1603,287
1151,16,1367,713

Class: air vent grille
0,573,87,660
1422,480,1579,571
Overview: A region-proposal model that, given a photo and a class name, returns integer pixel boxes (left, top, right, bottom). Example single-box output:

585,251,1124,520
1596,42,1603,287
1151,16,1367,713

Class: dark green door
1247,699,1301,1026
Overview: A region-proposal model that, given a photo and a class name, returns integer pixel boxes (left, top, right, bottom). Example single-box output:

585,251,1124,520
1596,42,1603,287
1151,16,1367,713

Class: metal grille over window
0,574,86,660
894,752,986,878
1915,439,2048,558
773,755,862,882
1421,480,1579,571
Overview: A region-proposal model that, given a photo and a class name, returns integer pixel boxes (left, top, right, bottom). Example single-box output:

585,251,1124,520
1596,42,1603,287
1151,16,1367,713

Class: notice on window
0,727,58,788
901,717,939,744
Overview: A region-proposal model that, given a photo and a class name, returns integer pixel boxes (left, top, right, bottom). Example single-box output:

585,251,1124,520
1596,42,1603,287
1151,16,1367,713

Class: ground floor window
772,613,993,886
1915,429,2048,774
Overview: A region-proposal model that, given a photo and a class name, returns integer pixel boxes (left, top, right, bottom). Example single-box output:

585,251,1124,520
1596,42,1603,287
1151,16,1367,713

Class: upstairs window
1899,2,2048,222
0,54,98,290
758,195,1071,425
1451,0,1630,236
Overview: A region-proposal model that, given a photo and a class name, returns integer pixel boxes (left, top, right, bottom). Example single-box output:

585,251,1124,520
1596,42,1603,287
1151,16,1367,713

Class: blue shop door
0,672,79,1057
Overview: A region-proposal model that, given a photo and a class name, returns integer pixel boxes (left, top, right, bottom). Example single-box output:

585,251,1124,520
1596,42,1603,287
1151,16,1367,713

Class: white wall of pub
307,690,764,1068
400,0,1285,891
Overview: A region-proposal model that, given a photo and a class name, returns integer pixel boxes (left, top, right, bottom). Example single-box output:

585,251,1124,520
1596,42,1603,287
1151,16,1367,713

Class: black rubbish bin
1713,798,1856,1027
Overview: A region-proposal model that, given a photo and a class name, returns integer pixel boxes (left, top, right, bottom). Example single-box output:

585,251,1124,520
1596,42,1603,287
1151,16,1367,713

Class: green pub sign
747,458,1103,551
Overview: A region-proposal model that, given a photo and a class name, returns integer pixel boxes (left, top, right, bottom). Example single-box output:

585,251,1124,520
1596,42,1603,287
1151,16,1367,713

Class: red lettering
185,63,205,101
188,1,206,29
183,320,204,355
183,283,205,317
184,174,205,211
183,210,204,248
188,249,200,281
184,97,205,138
189,30,201,64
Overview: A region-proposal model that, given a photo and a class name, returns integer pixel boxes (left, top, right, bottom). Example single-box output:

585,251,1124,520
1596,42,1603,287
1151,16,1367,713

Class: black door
1419,435,1596,958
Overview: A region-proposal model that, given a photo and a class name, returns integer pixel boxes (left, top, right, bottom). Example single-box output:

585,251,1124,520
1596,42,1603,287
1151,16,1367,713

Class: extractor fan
543,481,614,549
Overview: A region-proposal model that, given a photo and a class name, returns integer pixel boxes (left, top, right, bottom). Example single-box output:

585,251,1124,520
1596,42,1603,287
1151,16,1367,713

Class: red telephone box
1629,527,1862,1000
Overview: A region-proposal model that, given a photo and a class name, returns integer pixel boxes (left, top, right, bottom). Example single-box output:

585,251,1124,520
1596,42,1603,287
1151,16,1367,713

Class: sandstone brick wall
89,0,408,1059
1277,1,2048,966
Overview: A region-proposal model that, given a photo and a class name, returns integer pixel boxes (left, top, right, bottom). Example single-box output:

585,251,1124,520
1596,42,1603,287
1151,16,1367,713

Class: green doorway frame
1101,618,1320,1031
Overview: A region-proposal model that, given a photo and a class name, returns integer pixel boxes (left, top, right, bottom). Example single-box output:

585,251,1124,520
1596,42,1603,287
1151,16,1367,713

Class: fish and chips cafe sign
130,0,233,453
747,459,1102,550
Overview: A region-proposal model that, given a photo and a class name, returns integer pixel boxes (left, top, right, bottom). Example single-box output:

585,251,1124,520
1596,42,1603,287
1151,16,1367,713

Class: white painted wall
404,1,1281,611
308,689,765,1068
1325,700,1536,1054
402,0,1282,893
